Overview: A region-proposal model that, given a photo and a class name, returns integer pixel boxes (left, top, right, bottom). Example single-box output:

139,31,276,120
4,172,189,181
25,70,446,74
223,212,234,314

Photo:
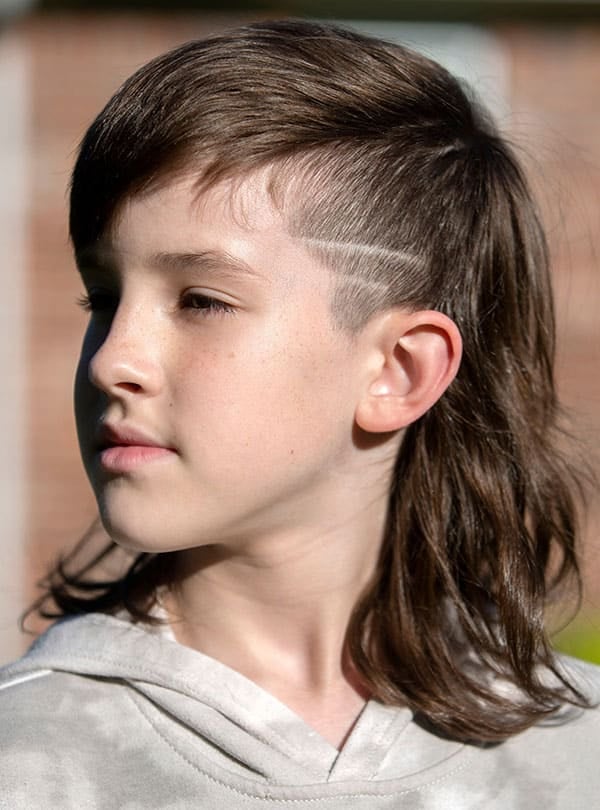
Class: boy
1,20,599,808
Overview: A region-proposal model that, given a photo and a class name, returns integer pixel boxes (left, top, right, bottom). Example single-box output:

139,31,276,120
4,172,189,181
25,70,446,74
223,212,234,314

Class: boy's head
71,17,555,553
71,20,533,337
72,20,474,551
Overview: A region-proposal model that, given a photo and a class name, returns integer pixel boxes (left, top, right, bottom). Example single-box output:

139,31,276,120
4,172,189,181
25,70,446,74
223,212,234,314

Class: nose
84,303,163,399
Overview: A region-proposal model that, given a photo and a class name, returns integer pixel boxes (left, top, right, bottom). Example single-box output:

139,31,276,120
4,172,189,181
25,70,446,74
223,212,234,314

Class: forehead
79,171,335,299
111,170,283,245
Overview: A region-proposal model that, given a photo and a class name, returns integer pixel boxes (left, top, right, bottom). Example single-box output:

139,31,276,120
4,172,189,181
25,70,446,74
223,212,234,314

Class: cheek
178,337,355,461
170,301,359,453
74,324,108,426
73,354,95,439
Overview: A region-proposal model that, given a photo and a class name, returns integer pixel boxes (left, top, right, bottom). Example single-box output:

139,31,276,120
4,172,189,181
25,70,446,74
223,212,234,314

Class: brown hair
36,19,589,742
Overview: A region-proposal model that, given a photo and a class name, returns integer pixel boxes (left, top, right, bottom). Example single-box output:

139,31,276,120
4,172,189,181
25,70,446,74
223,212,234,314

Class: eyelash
76,291,116,313
180,292,235,315
76,291,235,317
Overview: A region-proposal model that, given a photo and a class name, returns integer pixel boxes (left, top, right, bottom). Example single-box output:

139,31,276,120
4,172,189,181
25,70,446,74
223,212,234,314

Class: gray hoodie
1,613,599,809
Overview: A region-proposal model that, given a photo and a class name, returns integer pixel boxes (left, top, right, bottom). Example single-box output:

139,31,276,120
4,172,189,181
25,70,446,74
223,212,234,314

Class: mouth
96,424,176,473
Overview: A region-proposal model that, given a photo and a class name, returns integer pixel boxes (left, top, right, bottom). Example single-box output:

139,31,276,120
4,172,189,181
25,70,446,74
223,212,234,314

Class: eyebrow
147,250,263,281
76,246,263,282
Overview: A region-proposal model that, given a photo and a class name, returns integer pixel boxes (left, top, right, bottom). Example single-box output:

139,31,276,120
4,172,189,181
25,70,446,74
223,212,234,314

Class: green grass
553,614,600,665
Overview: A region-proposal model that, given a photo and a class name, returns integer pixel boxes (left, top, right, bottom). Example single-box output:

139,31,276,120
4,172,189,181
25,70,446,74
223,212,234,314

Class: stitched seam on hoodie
0,669,52,691
124,688,474,802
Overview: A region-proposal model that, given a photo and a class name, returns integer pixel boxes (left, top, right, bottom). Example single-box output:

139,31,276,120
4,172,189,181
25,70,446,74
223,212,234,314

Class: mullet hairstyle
36,20,590,742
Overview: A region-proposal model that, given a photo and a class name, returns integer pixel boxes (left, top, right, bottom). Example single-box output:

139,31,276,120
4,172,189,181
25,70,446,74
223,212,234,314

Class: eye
76,289,118,314
180,291,235,315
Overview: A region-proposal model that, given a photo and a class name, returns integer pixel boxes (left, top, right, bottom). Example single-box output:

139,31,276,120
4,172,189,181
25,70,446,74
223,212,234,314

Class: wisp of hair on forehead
36,19,591,742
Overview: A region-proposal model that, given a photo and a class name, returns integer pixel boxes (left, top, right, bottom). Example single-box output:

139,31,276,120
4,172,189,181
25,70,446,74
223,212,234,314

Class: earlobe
355,310,462,434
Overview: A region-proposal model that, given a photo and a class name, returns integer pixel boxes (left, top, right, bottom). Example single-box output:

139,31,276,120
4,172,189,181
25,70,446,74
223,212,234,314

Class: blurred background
0,0,599,665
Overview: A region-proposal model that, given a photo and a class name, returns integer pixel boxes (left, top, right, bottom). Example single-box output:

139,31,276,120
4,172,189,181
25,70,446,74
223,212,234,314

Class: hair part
34,19,591,742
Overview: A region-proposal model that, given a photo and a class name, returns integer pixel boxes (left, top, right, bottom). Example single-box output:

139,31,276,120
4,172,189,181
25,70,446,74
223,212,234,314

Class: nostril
117,382,144,394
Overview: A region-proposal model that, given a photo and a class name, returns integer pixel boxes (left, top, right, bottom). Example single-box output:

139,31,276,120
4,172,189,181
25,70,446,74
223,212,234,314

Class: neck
162,498,387,748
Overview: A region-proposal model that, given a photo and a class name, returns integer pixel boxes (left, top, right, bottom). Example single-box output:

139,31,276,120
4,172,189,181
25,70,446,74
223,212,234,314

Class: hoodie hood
1,614,463,785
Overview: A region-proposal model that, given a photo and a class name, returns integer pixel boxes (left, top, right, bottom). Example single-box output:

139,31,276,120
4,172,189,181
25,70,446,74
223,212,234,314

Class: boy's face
74,172,370,553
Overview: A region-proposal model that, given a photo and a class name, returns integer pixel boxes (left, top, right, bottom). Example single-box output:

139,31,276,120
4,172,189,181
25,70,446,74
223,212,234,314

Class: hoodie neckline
10,613,465,784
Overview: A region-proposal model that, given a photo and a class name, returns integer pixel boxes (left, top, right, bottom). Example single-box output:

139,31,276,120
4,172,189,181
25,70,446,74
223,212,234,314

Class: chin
98,509,163,554
98,510,210,555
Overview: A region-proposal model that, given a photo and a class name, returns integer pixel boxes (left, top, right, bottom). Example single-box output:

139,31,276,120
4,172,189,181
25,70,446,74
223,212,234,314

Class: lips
96,423,176,473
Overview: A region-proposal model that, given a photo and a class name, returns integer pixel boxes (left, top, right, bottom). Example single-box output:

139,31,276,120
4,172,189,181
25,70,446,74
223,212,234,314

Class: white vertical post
0,29,28,664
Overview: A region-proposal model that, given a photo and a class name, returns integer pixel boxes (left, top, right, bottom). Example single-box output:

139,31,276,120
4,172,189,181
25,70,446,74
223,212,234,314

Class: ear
355,309,462,433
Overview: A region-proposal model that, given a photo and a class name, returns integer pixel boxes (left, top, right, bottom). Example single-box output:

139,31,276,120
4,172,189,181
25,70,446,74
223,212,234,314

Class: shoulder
0,615,192,776
0,663,151,807
0,617,152,738
0,662,140,746
513,654,600,742
487,657,600,795
1,667,86,743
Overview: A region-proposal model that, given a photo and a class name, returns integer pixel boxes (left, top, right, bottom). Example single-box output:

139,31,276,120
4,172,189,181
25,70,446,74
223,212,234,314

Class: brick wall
505,25,600,606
